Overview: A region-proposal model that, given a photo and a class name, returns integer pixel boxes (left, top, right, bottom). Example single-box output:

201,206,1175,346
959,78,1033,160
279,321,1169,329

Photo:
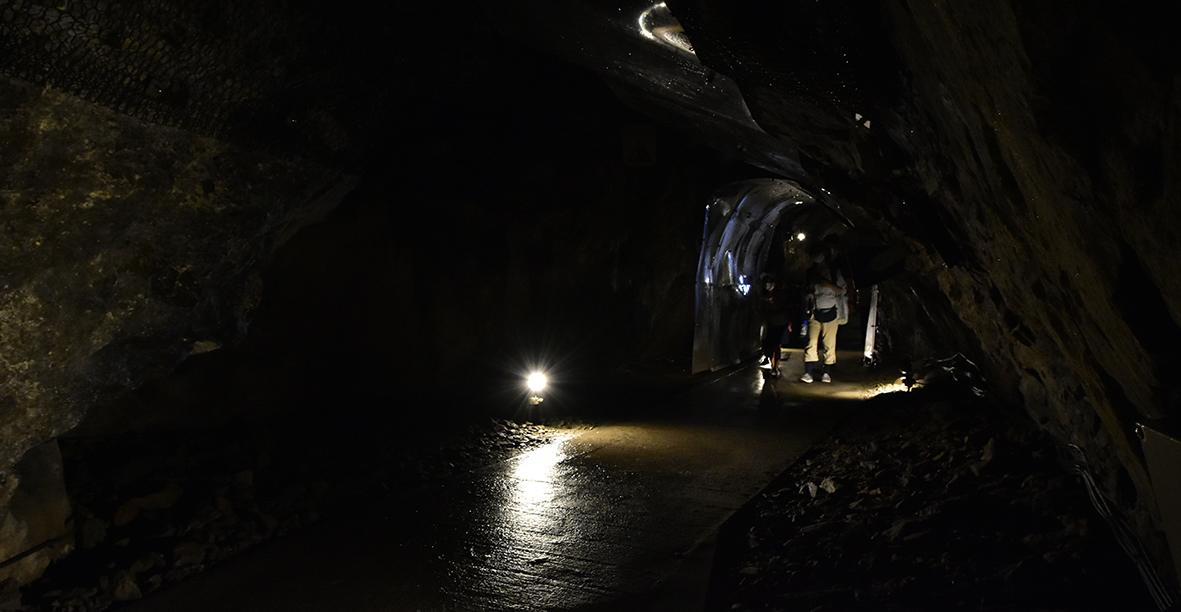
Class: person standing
759,273,789,378
801,236,851,383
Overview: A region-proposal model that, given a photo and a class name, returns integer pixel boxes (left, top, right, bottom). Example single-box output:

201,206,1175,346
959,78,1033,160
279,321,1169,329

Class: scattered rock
110,572,139,602
113,483,184,526
171,542,205,569
710,390,1157,611
970,437,996,476
79,519,106,549
0,579,21,612
129,553,164,575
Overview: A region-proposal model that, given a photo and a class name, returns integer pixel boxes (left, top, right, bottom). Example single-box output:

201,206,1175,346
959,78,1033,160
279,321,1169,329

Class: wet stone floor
8,350,1163,611
14,408,578,612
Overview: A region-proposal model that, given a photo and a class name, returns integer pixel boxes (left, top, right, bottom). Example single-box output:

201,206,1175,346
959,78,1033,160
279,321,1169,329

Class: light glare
527,372,548,392
638,2,696,56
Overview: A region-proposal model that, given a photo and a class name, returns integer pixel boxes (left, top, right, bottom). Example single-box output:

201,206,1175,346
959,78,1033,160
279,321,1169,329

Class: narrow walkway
119,350,892,612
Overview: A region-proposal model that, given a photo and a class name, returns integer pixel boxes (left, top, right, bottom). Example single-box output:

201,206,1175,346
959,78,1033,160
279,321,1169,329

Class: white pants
805,316,840,365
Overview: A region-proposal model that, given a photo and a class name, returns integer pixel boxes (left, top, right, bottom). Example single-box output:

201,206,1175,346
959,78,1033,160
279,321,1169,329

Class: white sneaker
821,373,832,383
800,373,814,383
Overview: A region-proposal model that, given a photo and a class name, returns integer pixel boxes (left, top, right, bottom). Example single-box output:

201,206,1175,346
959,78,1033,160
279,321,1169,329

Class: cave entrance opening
691,178,860,374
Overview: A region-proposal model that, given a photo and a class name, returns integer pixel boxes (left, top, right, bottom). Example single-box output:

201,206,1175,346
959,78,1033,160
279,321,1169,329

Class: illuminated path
120,350,890,612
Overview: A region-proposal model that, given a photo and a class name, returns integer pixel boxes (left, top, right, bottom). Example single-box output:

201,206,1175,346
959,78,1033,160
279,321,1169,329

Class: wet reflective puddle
120,355,889,611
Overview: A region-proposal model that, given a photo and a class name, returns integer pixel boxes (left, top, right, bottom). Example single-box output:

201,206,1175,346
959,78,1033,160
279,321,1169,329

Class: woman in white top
801,238,849,383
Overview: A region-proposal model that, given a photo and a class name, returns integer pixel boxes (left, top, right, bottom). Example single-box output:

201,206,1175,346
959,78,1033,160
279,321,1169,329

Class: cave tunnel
692,178,866,374
2,0,1181,610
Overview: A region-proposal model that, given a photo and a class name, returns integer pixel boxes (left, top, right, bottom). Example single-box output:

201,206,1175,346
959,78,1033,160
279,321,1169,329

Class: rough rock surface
1,0,1179,595
0,0,741,587
674,0,1181,577
709,386,1160,611
0,75,353,556
0,441,71,586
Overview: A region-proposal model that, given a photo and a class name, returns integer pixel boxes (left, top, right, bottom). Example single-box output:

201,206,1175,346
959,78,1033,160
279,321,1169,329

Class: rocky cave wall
0,0,754,582
674,0,1181,579
0,0,381,581
0,75,354,581
3,0,1181,592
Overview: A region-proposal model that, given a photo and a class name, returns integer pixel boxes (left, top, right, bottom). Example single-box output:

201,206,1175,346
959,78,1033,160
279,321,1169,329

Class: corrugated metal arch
692,179,846,373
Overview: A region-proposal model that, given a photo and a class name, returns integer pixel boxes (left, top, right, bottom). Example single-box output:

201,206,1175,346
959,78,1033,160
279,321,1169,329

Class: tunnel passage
693,179,813,373
693,178,877,374
1,0,1179,605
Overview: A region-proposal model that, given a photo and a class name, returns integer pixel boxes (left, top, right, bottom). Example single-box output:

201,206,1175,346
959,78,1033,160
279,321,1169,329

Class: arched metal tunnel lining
693,178,849,373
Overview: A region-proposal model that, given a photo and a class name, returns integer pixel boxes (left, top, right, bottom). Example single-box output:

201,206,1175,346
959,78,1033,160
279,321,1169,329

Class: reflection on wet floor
120,350,895,612
464,435,591,608
768,349,910,401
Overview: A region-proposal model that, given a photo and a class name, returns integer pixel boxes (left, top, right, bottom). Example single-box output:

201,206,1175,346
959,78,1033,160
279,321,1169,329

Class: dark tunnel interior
2,1,1181,610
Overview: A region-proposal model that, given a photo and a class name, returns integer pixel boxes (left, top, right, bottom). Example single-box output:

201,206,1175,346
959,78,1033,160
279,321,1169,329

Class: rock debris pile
709,389,1158,612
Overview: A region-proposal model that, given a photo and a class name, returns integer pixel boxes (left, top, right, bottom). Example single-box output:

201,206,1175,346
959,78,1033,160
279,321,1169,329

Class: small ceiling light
797,232,807,241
